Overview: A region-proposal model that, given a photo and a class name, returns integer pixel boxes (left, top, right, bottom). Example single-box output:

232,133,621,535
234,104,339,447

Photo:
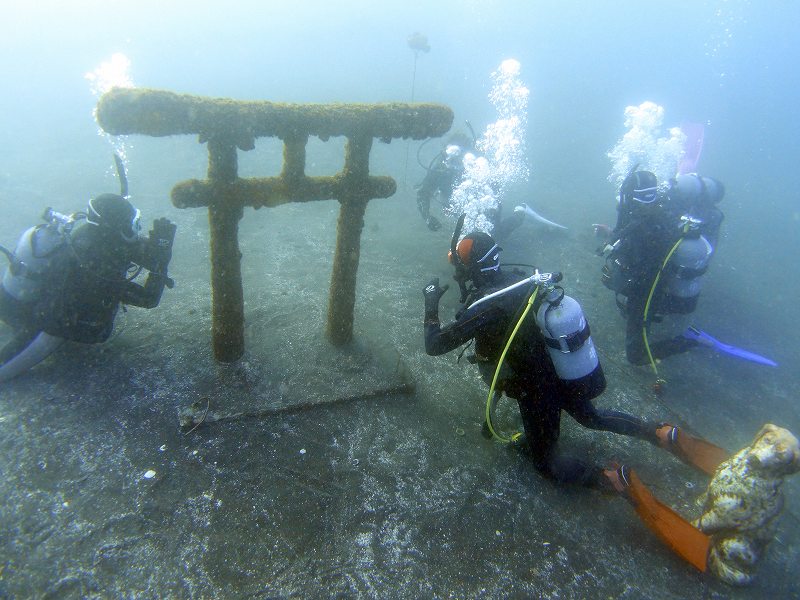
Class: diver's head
443,144,464,169
87,193,141,242
449,231,502,288
446,131,474,152
620,170,658,206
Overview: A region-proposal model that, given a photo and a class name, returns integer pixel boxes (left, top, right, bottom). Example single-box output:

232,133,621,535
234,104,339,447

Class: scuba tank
535,287,606,400
1,154,127,305
1,209,82,302
2,222,65,302
662,221,713,314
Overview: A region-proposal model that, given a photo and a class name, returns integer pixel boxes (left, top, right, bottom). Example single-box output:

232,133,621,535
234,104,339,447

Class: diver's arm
121,217,176,309
137,218,176,271
424,279,500,355
119,274,166,309
611,209,641,241
598,208,638,256
612,201,629,235
425,308,496,356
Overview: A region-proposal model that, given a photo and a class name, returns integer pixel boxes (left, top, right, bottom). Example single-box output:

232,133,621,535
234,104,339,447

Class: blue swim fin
684,326,777,367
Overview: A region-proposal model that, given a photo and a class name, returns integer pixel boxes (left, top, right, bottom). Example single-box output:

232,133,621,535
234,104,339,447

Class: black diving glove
423,277,449,322
148,218,176,264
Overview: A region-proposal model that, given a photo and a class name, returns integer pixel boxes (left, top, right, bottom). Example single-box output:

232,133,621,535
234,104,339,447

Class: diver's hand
424,278,449,303
592,223,612,238
423,277,448,318
149,218,177,268
596,243,616,258
426,216,442,231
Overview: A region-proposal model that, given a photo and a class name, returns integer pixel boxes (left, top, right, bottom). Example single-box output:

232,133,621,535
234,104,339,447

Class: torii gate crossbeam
97,87,453,362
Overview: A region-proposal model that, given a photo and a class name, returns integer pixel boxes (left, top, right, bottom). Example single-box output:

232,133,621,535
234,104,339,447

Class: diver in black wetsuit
422,223,683,488
416,137,470,232
599,170,720,366
0,193,176,381
415,132,525,238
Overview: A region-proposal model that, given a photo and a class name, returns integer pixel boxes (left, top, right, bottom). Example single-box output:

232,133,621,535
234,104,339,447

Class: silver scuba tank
535,288,606,400
1,223,66,302
665,233,713,300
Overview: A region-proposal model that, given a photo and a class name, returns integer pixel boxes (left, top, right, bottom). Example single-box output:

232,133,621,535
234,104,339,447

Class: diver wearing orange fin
424,217,729,484
598,426,728,573
604,465,712,572
423,216,729,572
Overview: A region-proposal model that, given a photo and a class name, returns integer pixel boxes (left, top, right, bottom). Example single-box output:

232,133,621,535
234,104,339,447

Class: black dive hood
618,161,641,204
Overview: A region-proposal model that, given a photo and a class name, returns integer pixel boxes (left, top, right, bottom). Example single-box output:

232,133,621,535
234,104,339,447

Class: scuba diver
415,131,475,231
422,216,729,571
422,215,724,488
415,129,526,239
0,157,177,382
599,170,719,367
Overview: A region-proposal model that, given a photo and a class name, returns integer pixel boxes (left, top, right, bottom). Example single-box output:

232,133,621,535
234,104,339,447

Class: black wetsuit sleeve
119,236,171,309
119,274,166,309
424,304,502,356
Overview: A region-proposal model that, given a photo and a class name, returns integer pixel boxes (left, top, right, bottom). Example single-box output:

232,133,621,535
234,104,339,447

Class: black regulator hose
416,138,447,173
114,153,129,198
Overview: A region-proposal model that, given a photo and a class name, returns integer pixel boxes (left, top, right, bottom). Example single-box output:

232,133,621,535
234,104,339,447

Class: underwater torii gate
96,88,453,362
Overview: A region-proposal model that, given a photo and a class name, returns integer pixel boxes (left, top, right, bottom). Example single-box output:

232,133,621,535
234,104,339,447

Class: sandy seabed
1,181,798,599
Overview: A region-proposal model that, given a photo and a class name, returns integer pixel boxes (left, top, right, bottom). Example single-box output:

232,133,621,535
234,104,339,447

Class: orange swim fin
675,431,728,476
626,468,710,572
658,425,729,476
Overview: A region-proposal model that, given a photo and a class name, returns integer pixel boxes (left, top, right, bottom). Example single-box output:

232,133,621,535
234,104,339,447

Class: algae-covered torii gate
96,88,453,362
